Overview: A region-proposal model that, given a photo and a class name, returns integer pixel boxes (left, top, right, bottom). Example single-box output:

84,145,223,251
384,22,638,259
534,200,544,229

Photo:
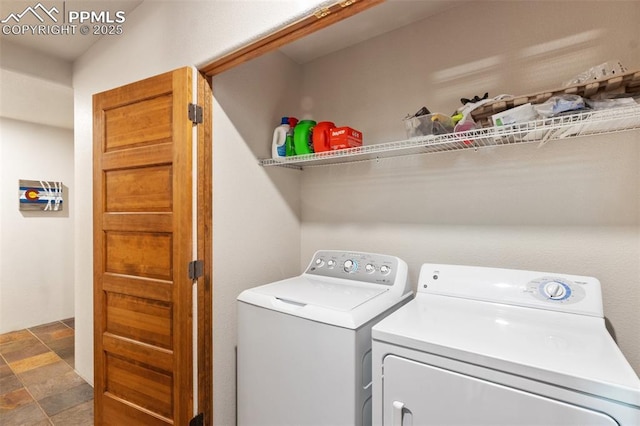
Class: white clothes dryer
237,250,413,426
372,263,640,425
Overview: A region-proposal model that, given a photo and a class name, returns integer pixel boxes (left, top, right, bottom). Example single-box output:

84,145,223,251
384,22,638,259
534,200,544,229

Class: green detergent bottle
293,120,316,155
285,117,298,156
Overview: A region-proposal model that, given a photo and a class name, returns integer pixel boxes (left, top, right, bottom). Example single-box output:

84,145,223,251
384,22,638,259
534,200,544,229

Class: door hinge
314,6,331,19
188,103,203,124
189,413,204,426
188,260,204,280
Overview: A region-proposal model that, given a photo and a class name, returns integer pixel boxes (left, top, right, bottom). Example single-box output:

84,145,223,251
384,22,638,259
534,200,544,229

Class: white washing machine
372,263,640,425
237,250,413,426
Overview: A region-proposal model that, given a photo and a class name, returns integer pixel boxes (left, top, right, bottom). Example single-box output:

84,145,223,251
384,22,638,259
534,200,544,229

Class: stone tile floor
0,319,94,425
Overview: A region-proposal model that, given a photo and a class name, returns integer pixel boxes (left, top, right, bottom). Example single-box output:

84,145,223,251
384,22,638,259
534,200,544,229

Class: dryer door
383,355,617,426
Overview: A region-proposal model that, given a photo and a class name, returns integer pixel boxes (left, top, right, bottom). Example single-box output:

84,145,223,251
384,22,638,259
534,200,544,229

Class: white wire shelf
258,105,640,169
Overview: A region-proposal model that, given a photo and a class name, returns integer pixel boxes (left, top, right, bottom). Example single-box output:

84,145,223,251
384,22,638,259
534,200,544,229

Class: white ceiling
0,1,143,62
0,0,457,63
280,0,457,64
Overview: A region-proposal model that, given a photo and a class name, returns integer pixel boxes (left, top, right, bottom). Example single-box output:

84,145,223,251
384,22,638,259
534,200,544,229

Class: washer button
343,259,357,273
365,264,375,274
380,265,391,275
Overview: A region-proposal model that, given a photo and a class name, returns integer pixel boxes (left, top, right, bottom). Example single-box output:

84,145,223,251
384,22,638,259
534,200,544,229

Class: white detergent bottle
272,117,289,160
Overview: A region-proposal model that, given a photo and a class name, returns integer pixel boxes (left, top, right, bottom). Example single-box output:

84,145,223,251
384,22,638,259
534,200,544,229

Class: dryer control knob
343,259,357,273
544,281,567,300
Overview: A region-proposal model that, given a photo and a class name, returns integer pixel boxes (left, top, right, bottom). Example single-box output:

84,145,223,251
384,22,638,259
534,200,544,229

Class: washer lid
238,275,407,329
252,276,388,311
372,294,640,407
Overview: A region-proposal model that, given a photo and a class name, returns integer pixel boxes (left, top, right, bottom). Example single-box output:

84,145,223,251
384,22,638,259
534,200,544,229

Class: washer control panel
526,276,586,304
306,250,400,286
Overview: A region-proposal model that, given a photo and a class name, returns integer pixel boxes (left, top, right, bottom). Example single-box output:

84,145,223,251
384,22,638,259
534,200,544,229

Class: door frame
196,71,213,424
199,0,383,78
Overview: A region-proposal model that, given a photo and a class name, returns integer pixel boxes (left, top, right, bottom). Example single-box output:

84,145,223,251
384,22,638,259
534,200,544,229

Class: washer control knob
315,258,325,267
380,265,391,275
343,259,357,273
544,281,567,299
327,260,336,268
365,264,375,274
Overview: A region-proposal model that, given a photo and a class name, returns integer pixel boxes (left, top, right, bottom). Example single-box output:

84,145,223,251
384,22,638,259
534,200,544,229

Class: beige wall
0,41,74,333
298,1,640,373
212,50,304,423
0,118,74,332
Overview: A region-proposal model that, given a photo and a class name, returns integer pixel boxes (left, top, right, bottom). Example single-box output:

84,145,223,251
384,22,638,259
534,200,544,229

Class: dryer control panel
418,263,603,317
306,250,406,288
526,276,586,304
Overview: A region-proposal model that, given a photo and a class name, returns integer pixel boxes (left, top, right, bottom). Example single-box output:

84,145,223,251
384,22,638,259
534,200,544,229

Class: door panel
104,94,173,150
104,232,173,278
105,354,173,417
105,292,172,348
104,165,173,212
383,355,617,426
94,67,209,425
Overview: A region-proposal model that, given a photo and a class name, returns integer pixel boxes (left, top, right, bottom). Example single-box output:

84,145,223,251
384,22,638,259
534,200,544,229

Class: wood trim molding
196,70,214,425
200,0,384,77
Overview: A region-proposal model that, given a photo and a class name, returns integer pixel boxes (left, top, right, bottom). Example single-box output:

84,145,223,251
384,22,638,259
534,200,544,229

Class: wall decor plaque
19,180,64,211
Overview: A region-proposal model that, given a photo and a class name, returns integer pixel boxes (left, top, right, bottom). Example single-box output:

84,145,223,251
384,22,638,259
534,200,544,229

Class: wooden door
93,67,212,425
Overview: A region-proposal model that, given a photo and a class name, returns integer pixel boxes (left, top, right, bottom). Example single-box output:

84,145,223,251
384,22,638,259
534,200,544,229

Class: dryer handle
392,400,410,426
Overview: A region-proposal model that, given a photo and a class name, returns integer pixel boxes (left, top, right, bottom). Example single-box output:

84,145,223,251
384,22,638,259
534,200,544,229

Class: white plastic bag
564,60,627,87
533,95,585,118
